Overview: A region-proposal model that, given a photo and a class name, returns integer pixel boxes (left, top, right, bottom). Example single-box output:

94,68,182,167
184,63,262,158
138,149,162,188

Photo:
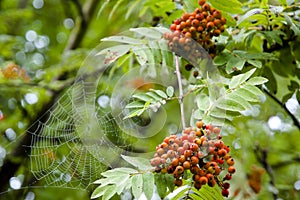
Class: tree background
0,0,299,199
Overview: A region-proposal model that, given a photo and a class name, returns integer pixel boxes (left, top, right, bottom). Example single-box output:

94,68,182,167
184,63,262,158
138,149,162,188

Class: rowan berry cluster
150,121,235,197
163,0,226,61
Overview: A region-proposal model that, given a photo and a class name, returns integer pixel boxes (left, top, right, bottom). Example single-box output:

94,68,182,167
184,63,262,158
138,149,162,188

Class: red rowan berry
171,158,179,167
198,0,206,6
167,165,175,173
184,150,193,158
183,161,191,169
217,149,227,157
196,121,204,129
199,176,208,185
222,189,229,197
226,158,235,166
202,3,210,11
174,178,183,186
193,70,199,78
223,182,230,189
194,181,202,190
170,24,176,31
190,143,199,152
191,156,199,165
175,165,184,173
224,174,232,180
228,166,236,174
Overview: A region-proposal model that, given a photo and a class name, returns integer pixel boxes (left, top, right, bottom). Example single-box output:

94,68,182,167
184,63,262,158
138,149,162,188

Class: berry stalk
175,55,186,129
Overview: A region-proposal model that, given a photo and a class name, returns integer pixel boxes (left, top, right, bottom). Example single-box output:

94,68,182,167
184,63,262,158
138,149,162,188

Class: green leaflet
101,167,138,177
247,77,268,85
130,27,163,40
284,13,300,36
121,154,153,171
91,184,114,199
97,45,132,65
197,94,210,111
192,185,223,200
143,172,155,200
102,185,117,200
150,89,168,99
166,86,174,97
132,174,143,199
154,173,167,198
132,93,154,102
209,0,243,14
234,87,260,102
215,97,246,112
102,36,145,45
229,68,256,89
226,56,246,73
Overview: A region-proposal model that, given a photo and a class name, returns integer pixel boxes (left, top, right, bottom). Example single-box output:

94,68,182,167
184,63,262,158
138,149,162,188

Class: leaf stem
175,55,186,129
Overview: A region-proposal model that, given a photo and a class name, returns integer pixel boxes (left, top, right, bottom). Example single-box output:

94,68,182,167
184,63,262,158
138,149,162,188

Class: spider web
26,46,176,191
26,29,223,192
26,46,141,190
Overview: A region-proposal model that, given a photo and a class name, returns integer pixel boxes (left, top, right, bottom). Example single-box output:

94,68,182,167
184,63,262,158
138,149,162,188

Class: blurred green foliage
0,0,299,200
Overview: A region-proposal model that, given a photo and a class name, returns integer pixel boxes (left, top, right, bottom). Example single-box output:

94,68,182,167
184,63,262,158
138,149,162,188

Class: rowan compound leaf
121,155,153,171
166,86,174,97
229,68,256,89
143,172,155,200
132,174,143,200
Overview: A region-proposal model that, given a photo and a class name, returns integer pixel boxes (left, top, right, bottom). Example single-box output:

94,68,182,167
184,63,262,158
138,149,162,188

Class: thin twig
254,143,278,200
175,55,186,129
263,88,300,130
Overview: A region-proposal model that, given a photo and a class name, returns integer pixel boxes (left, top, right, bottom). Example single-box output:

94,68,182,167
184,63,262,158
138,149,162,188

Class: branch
64,0,99,51
263,88,300,130
175,55,186,129
0,0,100,192
254,143,278,200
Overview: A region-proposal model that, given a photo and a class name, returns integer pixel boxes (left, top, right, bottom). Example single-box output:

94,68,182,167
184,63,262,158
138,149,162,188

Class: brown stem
254,143,278,200
263,88,300,130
